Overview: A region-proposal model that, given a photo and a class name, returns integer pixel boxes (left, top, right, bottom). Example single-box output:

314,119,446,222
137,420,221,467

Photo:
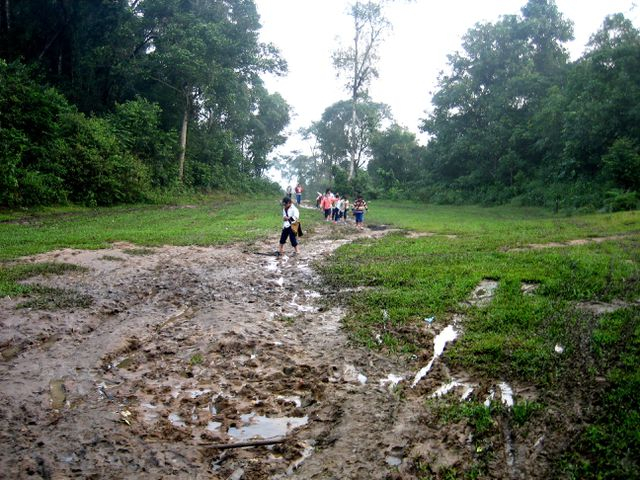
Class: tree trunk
348,11,359,182
178,103,189,183
348,96,357,181
4,0,9,31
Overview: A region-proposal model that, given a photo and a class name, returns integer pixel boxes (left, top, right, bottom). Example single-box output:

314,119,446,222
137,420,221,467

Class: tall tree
421,0,573,190
561,14,640,180
134,0,286,182
332,1,390,181
368,124,424,187
308,99,390,181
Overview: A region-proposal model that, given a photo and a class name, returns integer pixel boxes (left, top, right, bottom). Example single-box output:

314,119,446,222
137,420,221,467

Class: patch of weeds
101,255,126,262
18,286,93,309
512,400,543,426
275,314,295,325
415,460,479,480
124,247,156,256
0,262,90,309
428,397,498,439
189,353,204,366
425,398,497,477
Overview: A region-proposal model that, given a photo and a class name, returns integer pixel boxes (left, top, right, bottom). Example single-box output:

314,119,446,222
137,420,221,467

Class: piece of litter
120,410,132,425
498,382,514,407
380,374,403,387
424,317,435,324
554,344,564,354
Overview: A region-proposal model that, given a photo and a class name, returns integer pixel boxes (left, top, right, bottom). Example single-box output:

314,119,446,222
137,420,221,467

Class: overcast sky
254,0,638,181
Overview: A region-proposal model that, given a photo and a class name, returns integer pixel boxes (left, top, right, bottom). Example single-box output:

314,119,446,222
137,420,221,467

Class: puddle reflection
227,413,308,441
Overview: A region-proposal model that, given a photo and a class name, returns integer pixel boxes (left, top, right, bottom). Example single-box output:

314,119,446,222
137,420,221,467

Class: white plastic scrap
379,374,404,387
484,389,495,407
411,325,458,388
554,344,564,354
498,382,514,407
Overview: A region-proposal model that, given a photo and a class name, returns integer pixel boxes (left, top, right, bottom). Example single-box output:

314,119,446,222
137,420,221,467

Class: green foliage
512,400,543,425
109,98,179,188
603,190,639,213
1,1,290,207
602,137,640,192
0,60,73,206
189,353,204,366
404,4,640,209
57,111,152,206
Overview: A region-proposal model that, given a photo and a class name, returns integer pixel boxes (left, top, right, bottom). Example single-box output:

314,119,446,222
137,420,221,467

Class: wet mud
0,220,601,479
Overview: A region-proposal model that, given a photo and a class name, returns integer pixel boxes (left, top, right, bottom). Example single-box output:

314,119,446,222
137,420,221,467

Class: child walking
352,194,368,229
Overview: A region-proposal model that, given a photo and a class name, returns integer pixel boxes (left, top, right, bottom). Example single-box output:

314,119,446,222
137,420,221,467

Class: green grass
323,204,639,382
0,194,310,260
558,307,640,479
0,193,315,301
322,202,639,478
0,262,91,308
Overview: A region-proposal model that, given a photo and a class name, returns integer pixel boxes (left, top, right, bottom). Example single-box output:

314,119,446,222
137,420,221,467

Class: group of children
316,189,368,229
279,186,369,256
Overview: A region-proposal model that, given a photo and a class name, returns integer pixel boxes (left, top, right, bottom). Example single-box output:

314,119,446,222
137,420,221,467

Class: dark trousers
279,227,298,247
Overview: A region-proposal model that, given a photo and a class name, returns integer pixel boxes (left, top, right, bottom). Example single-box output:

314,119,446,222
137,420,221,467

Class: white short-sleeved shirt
282,204,299,228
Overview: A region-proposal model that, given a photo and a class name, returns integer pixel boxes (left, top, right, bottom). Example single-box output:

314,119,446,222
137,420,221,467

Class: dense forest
278,1,640,212
1,0,639,211
0,0,289,206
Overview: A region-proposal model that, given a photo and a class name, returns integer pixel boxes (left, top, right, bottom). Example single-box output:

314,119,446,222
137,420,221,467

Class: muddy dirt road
1,218,550,479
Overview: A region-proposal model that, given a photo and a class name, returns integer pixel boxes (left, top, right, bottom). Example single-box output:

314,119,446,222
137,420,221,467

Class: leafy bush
57,112,151,206
0,60,153,207
603,190,639,212
0,60,73,206
602,137,640,191
109,98,178,188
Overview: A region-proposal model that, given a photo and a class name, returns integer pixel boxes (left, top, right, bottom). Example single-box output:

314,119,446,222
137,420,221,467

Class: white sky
255,0,638,182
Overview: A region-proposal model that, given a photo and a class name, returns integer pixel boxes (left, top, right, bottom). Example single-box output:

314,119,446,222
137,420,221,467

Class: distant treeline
284,1,640,212
0,0,288,207
2,1,639,211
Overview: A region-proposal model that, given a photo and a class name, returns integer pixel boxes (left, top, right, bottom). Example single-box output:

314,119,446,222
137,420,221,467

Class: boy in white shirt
278,196,300,256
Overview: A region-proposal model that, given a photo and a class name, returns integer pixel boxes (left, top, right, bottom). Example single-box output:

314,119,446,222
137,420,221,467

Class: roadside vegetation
320,202,639,478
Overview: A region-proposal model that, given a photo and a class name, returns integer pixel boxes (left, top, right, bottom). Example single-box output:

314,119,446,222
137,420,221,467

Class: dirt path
0,218,572,479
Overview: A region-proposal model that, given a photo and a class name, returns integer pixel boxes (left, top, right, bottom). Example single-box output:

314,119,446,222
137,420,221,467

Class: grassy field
0,194,294,261
0,194,305,298
322,201,640,478
1,198,638,477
